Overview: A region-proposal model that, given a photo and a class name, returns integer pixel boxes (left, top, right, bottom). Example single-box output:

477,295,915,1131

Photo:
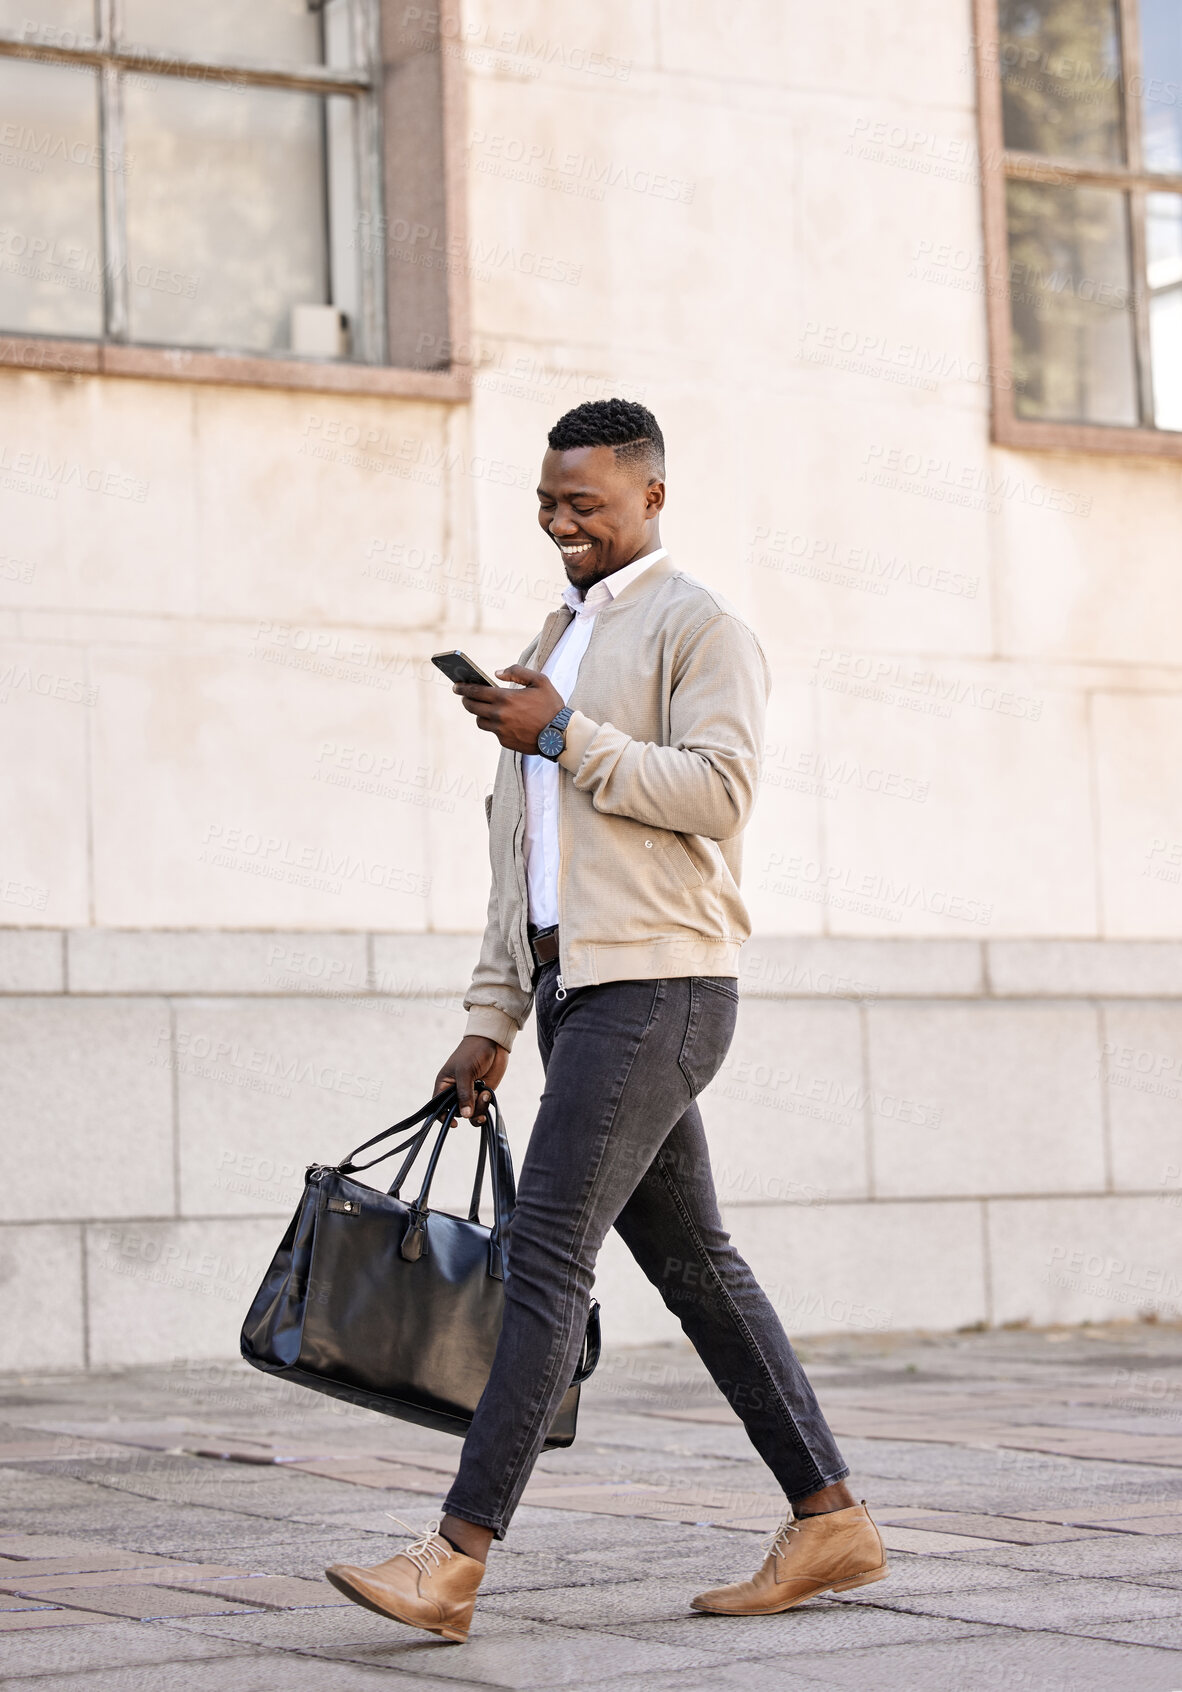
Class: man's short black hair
547,398,665,482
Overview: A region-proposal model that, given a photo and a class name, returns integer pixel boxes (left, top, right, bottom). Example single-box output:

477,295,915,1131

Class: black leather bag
240,1086,601,1448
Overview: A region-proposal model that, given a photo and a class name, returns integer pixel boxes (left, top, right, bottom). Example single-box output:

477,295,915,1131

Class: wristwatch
536,705,574,761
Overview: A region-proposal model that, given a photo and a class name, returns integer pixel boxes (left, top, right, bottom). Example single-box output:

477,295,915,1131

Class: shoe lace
384,1513,453,1574
760,1515,801,1561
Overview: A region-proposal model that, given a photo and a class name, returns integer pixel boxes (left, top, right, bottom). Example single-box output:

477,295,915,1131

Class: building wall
3,1,1181,1367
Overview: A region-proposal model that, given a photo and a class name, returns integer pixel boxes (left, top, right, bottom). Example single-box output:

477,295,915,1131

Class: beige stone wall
3,2,1181,1366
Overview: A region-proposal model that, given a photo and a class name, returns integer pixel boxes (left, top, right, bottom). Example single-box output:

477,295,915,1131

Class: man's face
537,444,664,593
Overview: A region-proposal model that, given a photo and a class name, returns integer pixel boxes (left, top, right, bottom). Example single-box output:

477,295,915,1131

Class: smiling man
325,398,887,1640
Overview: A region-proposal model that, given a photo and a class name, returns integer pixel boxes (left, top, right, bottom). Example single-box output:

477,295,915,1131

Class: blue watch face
538,725,564,758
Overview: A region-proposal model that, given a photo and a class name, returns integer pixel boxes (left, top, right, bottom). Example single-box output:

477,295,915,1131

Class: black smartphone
431,649,499,688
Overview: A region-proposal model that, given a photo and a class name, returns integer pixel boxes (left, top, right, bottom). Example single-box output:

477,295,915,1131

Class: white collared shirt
523,547,668,928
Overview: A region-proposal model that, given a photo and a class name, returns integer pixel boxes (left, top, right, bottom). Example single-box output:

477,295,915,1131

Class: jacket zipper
554,676,567,999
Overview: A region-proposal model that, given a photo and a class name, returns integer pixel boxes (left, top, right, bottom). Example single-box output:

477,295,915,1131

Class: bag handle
338,1087,457,1175
375,1088,515,1281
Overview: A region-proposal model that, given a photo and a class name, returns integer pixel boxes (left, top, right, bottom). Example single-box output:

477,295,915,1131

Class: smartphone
432,650,499,688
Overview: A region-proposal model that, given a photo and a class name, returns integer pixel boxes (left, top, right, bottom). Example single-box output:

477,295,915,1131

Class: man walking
326,399,887,1640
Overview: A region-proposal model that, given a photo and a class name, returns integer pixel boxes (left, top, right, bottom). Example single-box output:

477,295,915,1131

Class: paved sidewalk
1,1322,1181,1689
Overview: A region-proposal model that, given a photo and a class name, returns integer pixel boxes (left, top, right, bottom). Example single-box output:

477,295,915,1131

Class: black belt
528,924,560,966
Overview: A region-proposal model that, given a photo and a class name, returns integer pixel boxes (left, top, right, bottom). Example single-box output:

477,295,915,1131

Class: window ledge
0,335,471,402
992,410,1182,461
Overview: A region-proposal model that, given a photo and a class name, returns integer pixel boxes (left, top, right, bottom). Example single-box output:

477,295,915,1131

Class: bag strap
467,1128,488,1222
339,1087,456,1175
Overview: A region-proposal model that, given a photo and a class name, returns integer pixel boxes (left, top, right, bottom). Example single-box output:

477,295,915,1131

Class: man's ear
645,478,666,513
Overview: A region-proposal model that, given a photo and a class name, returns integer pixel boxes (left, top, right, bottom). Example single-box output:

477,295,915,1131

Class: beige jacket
464,553,771,1050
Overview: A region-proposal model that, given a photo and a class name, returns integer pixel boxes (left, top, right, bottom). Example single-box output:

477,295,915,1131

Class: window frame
0,0,470,400
973,0,1182,458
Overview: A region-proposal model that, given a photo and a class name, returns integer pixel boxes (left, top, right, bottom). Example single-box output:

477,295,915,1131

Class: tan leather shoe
691,1501,888,1615
325,1517,485,1642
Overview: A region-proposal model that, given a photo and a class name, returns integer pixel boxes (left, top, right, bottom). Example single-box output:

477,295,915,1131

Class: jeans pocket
677,978,739,1098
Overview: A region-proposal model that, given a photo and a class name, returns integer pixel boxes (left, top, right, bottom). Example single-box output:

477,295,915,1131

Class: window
975,0,1182,455
0,1,467,395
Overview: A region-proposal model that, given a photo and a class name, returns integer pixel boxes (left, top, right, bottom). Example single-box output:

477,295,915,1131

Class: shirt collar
561,546,668,615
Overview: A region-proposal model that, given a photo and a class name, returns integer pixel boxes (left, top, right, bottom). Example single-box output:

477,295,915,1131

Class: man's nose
551,516,581,537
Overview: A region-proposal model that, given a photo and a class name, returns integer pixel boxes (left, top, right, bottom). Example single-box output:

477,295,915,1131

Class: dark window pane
0,57,102,337
1146,192,1182,430
0,1,95,37
118,0,354,65
1006,179,1138,424
123,77,338,354
1140,0,1182,173
999,0,1125,164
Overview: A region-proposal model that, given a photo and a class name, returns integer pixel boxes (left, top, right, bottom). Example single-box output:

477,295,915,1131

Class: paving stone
577,1604,981,1656
1067,1616,1182,1648
0,1551,183,1576
704,1630,1182,1691
875,1574,1182,1628
966,1535,1182,1577
0,1618,263,1677
33,1584,266,1619
158,1574,352,1609
879,1510,1108,1543
0,1608,115,1632
3,1325,1182,1685
0,1654,430,1692
0,1563,250,1594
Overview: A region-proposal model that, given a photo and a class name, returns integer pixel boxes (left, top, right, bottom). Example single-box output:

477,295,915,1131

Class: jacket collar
531,553,676,669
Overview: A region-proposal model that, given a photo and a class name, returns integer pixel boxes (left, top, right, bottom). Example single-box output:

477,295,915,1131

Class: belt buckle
530,926,559,967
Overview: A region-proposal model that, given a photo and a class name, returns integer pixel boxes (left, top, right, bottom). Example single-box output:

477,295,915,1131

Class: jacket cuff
464,1006,519,1051
557,708,598,774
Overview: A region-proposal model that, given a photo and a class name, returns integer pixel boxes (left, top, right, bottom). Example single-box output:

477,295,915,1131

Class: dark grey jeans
442,962,849,1538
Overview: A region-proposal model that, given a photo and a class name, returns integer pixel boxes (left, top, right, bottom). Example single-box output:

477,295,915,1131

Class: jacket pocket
657,833,704,891
484,792,494,824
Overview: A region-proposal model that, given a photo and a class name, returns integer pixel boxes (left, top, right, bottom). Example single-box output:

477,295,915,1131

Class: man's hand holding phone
452,663,565,754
